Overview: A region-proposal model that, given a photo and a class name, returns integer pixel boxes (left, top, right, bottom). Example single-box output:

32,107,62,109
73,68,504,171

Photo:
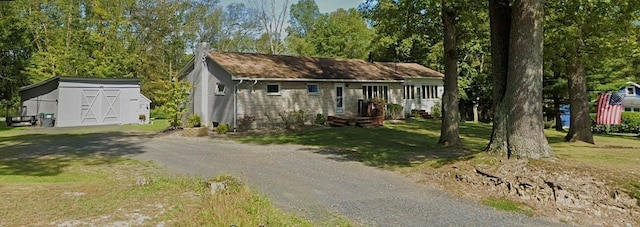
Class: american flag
596,92,625,125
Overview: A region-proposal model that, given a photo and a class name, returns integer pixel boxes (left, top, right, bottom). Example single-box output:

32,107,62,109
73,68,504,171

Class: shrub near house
590,112,640,133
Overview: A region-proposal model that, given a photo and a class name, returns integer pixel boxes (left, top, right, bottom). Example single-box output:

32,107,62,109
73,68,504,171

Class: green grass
238,119,640,172
238,119,640,203
482,197,533,216
0,120,342,226
237,119,485,169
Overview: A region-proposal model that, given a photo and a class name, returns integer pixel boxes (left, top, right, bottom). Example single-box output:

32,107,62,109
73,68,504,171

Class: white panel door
81,89,101,125
80,89,122,125
101,90,121,124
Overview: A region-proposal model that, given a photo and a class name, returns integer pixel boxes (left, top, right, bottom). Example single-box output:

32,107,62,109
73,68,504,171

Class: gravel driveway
132,134,559,226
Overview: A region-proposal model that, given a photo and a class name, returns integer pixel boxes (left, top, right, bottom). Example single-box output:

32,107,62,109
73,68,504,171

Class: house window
418,85,441,99
625,108,632,112
635,108,640,112
626,86,636,96
267,84,280,95
307,84,320,95
216,83,226,95
362,85,388,101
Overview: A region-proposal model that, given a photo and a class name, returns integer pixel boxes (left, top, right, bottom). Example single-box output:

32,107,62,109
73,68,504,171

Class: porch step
328,116,381,127
328,116,348,127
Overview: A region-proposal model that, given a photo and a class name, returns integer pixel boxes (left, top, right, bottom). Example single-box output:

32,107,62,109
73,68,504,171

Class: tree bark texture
565,52,594,143
438,2,461,147
504,0,552,158
486,0,511,155
553,65,564,131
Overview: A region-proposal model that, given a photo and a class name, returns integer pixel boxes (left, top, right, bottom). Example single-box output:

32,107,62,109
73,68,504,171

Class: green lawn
238,119,640,203
0,120,341,226
238,119,640,171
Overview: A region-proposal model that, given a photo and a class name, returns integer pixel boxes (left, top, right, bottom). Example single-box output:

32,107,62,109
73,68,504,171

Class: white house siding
403,78,444,114
236,81,403,127
56,81,141,127
138,94,152,124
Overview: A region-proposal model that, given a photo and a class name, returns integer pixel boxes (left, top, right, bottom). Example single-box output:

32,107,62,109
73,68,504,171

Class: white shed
19,77,151,127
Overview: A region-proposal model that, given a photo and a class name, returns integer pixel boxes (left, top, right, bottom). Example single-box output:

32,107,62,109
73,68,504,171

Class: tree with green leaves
544,0,640,143
486,0,510,154
287,1,373,59
438,0,461,146
158,79,190,128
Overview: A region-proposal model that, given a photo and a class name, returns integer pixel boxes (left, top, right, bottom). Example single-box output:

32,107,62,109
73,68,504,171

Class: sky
217,0,366,14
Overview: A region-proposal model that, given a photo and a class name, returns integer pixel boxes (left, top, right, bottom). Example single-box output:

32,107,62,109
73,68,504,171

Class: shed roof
19,76,141,92
207,52,442,81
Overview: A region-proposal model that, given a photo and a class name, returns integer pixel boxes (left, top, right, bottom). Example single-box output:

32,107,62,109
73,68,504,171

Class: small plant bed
237,119,640,225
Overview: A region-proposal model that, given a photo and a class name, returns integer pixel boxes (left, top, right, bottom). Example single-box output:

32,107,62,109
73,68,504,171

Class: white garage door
80,89,121,125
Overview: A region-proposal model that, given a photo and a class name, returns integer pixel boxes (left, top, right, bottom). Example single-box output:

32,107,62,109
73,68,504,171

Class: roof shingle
207,52,442,81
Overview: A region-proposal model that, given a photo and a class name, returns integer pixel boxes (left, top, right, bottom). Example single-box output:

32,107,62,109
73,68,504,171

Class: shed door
81,89,100,125
101,90,121,124
80,89,121,125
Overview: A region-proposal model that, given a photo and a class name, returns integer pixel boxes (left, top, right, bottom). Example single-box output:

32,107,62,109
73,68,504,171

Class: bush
386,103,404,120
315,113,326,126
186,114,201,128
150,108,169,119
138,114,147,122
216,123,229,134
411,109,422,119
278,109,309,129
237,115,255,132
431,101,442,119
589,112,640,134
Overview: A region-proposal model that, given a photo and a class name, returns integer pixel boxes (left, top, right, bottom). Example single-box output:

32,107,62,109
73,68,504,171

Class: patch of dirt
411,158,640,226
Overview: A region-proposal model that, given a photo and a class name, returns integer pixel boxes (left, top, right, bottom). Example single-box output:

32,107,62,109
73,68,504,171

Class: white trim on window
266,83,281,95
307,84,320,95
626,86,636,96
215,83,226,95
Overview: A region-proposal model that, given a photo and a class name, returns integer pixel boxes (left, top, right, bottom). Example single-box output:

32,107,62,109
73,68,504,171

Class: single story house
19,77,151,127
178,42,443,130
620,82,640,112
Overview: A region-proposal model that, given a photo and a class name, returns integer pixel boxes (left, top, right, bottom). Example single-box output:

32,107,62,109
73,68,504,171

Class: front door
335,83,345,115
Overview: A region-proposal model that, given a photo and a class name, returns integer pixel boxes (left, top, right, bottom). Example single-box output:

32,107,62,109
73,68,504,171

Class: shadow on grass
0,132,150,177
237,119,491,169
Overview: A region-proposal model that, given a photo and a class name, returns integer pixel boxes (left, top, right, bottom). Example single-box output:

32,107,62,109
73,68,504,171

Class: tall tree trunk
438,1,461,147
553,94,563,130
504,0,552,158
565,50,594,143
553,63,564,131
486,0,511,155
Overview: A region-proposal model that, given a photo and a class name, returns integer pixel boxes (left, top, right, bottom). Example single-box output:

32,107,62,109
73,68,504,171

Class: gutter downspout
233,79,243,132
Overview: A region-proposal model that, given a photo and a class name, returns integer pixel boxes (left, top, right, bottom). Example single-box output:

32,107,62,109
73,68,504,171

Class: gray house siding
182,47,236,128
207,59,235,128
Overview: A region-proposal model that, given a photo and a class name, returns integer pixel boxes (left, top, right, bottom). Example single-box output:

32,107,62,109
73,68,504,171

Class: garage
19,77,151,127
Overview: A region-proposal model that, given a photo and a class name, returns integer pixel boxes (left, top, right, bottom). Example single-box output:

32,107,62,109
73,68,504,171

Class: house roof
375,62,444,78
19,76,141,92
207,52,442,81
626,81,640,88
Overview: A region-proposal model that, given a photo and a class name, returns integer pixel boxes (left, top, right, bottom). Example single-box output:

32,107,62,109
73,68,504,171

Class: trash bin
40,113,55,127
